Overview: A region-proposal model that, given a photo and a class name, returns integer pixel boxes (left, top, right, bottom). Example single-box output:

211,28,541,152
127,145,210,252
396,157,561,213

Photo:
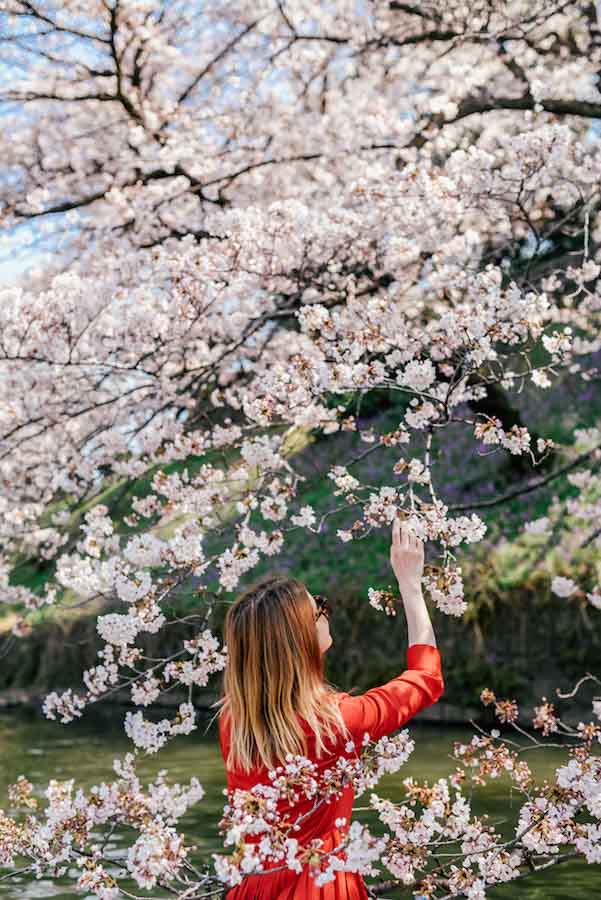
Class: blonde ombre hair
214,573,349,773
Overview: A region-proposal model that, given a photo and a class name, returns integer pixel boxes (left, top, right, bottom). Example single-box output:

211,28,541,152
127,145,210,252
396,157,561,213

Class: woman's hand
390,515,424,601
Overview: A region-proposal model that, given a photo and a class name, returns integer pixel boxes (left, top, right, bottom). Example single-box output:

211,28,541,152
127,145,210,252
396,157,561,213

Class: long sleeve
337,643,444,743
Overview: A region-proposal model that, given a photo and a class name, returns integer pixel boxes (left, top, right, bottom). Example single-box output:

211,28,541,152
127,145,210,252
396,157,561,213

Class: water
0,707,599,898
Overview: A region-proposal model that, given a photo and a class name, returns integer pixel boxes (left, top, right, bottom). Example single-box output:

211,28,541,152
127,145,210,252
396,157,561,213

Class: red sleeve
337,643,444,743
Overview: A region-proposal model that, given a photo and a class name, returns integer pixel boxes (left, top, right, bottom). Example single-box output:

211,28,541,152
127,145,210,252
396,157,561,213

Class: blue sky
0,231,54,287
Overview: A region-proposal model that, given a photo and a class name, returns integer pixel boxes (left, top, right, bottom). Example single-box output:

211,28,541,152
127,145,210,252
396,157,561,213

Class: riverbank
0,679,594,731
2,574,599,730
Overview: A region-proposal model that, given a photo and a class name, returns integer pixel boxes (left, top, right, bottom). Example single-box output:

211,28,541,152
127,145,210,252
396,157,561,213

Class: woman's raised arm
337,516,443,743
391,515,436,648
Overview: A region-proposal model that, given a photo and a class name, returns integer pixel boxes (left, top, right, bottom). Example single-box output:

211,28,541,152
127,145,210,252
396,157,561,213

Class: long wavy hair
214,572,349,773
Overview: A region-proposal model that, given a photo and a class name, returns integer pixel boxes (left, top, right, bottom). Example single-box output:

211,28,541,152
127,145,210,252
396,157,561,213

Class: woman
216,516,444,898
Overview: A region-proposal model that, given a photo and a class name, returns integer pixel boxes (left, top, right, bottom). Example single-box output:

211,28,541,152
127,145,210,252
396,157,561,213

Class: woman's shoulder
329,688,357,711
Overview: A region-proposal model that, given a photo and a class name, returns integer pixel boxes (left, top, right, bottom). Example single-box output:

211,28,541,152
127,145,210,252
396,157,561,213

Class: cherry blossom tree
1,1,601,896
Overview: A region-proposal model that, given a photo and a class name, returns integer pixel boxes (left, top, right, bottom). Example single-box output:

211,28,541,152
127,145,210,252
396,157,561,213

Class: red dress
218,643,444,899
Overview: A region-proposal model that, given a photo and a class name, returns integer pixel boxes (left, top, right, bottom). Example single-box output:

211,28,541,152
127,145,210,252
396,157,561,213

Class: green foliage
443,655,531,709
2,366,601,715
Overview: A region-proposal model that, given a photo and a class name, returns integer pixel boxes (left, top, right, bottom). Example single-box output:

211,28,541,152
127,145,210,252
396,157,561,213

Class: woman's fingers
393,514,424,551
404,524,422,550
401,522,409,549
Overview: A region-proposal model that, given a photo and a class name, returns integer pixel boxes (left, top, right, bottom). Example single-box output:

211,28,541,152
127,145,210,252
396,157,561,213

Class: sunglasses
314,594,331,622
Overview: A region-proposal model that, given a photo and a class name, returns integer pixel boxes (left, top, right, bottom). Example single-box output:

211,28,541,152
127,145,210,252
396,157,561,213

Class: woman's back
219,642,444,898
216,518,444,898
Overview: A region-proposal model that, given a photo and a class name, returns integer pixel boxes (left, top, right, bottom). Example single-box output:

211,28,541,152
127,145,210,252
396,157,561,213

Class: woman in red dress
216,517,444,898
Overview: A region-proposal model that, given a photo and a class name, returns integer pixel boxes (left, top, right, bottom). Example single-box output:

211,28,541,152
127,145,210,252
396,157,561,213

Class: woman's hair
213,572,349,773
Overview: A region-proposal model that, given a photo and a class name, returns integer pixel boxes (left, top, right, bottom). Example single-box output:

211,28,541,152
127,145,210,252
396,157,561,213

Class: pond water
0,706,599,899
